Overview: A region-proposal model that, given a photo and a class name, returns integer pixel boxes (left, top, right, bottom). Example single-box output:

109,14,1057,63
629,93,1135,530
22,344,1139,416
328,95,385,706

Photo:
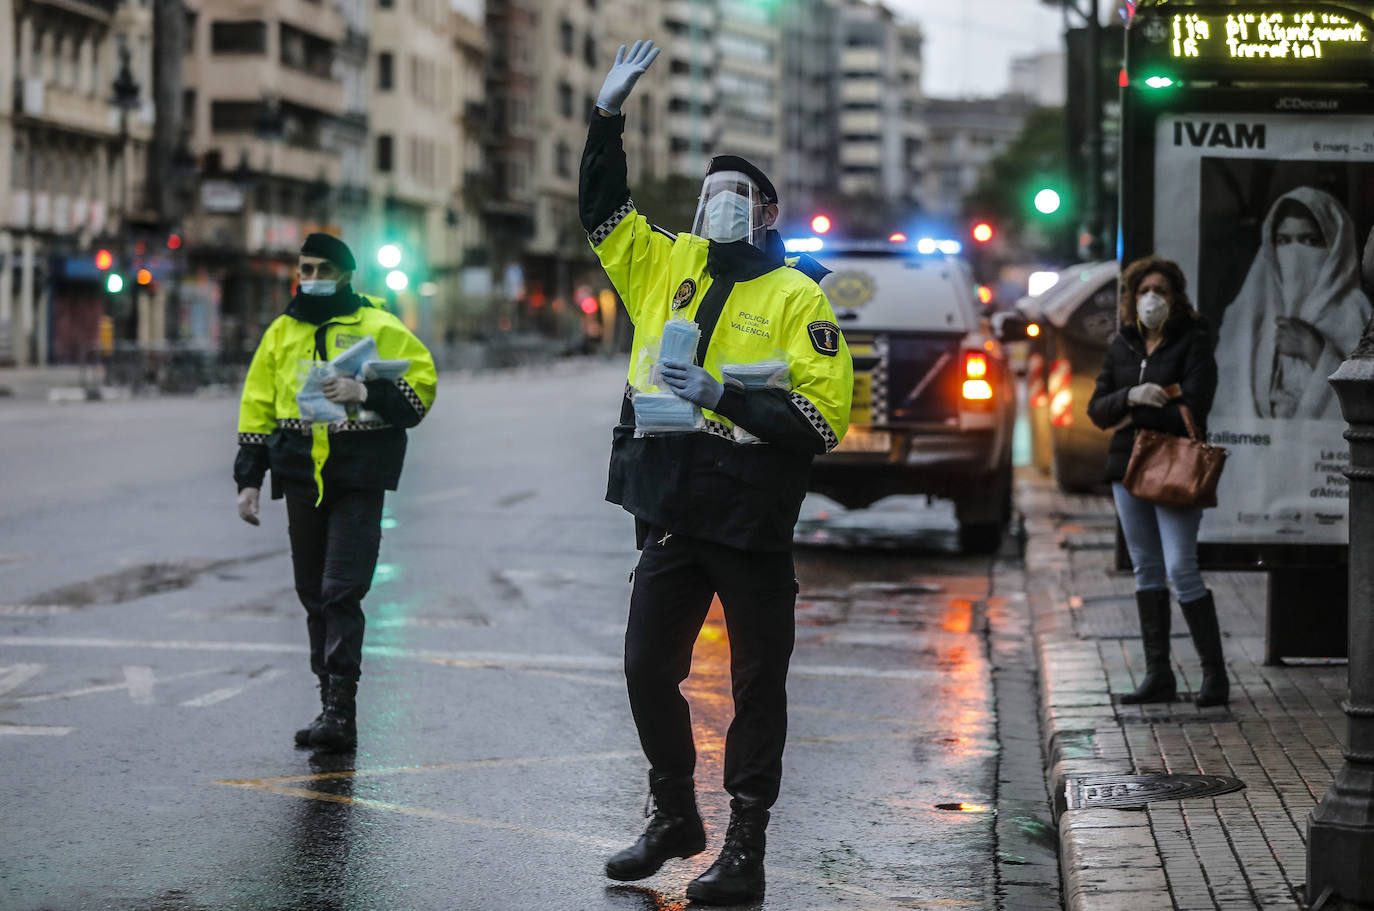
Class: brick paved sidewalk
1018,471,1347,910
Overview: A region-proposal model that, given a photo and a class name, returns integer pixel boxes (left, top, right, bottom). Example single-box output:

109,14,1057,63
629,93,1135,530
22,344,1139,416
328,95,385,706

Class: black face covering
285,284,363,325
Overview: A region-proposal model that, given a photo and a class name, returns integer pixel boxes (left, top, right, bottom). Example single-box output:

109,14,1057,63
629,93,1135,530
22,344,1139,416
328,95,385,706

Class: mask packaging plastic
721,360,792,444
633,391,704,435
332,336,380,378
648,318,701,387
296,363,349,423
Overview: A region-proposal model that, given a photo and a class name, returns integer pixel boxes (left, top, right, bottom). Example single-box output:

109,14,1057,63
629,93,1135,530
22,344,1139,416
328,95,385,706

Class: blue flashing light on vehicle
783,236,825,253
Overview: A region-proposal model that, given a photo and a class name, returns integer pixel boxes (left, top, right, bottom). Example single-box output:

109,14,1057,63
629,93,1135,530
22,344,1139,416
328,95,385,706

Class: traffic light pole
1052,0,1106,260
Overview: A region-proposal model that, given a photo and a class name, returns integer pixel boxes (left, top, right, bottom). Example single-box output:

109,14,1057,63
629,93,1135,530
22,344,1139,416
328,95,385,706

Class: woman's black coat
1087,315,1218,483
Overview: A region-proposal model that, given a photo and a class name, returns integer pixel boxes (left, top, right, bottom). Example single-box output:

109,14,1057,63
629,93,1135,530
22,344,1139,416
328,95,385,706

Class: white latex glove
237,487,261,526
322,376,368,404
596,40,660,115
1127,383,1169,408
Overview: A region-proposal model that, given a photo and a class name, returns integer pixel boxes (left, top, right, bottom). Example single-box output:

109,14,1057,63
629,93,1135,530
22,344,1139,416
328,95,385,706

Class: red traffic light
95,249,114,270
972,222,994,244
579,296,598,315
167,233,183,250
810,214,832,234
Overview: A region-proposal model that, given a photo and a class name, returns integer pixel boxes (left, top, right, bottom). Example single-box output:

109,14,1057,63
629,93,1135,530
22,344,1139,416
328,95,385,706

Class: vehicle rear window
821,257,975,333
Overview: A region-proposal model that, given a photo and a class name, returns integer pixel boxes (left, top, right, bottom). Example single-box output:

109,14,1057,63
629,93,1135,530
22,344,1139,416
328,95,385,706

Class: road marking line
0,605,75,616
0,723,73,736
217,750,642,787
0,663,45,696
124,665,156,704
0,636,939,681
13,667,221,704
181,667,286,707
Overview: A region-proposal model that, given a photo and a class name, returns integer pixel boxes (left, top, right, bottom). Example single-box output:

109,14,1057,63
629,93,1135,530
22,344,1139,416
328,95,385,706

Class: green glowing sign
1170,9,1371,62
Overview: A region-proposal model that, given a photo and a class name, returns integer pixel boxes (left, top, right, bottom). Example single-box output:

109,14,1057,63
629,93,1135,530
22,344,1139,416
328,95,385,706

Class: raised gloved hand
596,39,660,116
237,487,260,527
1127,382,1169,408
660,361,723,410
322,376,368,404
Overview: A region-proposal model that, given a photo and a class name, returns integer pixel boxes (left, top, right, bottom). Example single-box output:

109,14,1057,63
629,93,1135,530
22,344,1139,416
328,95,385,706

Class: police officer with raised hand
234,233,437,751
581,39,853,905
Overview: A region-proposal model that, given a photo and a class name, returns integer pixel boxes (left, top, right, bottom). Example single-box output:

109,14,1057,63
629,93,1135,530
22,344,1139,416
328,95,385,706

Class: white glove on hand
1127,383,1169,408
596,39,660,115
322,377,368,404
237,487,260,526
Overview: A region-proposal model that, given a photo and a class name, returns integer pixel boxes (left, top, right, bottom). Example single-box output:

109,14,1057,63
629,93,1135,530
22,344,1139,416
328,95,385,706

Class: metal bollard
1309,346,1374,904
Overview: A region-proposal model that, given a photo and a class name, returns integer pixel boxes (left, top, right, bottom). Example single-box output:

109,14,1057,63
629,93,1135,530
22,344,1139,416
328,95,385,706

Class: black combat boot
685,800,769,905
294,675,329,747
1120,589,1177,704
1180,591,1229,707
309,675,357,751
604,772,706,881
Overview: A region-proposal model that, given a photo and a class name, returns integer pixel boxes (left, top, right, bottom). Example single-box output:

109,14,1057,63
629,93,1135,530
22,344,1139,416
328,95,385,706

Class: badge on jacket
672,279,697,311
808,320,841,356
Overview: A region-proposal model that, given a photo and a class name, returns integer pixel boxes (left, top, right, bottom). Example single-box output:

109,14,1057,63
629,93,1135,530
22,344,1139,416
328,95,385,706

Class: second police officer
580,40,853,905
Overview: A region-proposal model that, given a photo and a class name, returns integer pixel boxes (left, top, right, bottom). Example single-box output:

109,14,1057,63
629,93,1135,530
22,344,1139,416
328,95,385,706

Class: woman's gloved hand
1127,382,1169,407
237,487,260,526
596,39,660,116
660,361,723,410
322,376,368,404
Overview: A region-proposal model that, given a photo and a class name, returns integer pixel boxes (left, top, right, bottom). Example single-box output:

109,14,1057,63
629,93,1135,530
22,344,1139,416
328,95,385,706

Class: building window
560,21,574,55
555,141,571,178
378,52,393,90
210,100,260,132
583,34,597,68
558,82,573,118
210,21,267,54
376,134,393,172
280,24,332,77
379,0,393,7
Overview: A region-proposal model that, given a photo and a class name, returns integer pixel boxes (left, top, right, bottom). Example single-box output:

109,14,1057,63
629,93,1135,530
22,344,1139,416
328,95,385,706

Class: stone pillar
1311,351,1374,903
17,234,34,367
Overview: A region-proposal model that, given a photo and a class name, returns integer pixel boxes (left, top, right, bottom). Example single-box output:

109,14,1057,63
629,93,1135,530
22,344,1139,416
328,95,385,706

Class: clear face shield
691,171,771,248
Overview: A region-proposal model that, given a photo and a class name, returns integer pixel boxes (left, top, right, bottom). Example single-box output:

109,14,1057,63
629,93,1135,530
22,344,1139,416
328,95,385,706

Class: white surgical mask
703,191,753,243
1275,244,1324,312
299,279,338,297
1137,290,1169,330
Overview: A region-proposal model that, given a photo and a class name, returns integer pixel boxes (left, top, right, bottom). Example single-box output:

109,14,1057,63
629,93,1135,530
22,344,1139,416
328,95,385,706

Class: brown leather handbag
1122,403,1228,509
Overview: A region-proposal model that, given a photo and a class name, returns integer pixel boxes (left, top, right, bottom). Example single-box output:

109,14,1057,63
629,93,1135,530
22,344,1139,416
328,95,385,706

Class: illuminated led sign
1173,10,1368,60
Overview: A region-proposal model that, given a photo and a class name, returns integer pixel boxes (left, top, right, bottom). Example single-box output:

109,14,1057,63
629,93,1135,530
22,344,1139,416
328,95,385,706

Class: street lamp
110,37,141,344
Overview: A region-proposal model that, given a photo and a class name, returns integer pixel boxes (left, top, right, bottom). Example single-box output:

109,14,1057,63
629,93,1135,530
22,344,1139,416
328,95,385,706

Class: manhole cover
1065,774,1245,809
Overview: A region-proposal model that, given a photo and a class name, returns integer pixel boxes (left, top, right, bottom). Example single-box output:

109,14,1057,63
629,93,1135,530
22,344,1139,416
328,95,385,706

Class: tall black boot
1180,591,1229,707
1120,588,1176,704
309,675,357,751
605,772,706,881
685,800,769,905
294,675,329,746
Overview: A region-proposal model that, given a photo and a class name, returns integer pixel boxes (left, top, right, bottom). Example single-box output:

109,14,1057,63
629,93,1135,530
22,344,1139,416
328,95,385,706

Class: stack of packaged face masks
297,336,410,424
721,360,792,444
635,318,704,435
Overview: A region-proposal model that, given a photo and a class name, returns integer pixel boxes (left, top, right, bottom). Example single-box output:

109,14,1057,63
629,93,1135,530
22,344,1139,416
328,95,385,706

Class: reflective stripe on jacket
233,297,437,503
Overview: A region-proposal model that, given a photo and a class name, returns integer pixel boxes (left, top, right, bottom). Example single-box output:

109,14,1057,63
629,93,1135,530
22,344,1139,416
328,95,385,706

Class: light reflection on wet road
0,364,1020,910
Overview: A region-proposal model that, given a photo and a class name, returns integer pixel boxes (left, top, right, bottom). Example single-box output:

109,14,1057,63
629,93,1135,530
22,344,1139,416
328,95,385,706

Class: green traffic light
385,269,409,291
377,244,402,269
1144,75,1176,89
106,273,125,293
1034,189,1062,216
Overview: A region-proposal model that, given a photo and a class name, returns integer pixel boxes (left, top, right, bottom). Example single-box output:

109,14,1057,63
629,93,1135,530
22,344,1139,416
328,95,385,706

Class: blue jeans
1111,482,1207,603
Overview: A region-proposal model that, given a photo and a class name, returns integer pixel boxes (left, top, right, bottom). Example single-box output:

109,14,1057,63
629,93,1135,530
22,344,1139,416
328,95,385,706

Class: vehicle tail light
962,351,993,404
1048,358,1073,427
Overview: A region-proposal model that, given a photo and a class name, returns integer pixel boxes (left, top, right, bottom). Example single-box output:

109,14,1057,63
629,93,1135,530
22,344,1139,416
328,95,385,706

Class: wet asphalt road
1,362,1038,911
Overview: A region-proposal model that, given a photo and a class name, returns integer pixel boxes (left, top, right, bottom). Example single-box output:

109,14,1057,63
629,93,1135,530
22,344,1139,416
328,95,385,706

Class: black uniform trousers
625,527,798,809
285,487,385,681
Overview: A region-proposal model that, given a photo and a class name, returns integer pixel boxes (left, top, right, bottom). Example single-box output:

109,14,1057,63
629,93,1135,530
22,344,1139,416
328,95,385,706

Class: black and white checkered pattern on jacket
789,392,839,452
237,432,268,446
589,198,635,247
396,378,426,420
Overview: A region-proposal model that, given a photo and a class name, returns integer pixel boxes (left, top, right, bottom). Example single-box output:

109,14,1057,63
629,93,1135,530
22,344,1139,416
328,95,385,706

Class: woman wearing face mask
1088,257,1225,706
1212,187,1372,418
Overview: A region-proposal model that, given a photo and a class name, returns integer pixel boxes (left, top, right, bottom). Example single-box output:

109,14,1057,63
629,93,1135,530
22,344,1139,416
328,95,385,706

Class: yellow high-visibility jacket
580,113,852,550
234,294,437,504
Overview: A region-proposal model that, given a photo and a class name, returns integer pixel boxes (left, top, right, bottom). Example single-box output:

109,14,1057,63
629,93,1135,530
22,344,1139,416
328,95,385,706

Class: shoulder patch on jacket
808,320,841,356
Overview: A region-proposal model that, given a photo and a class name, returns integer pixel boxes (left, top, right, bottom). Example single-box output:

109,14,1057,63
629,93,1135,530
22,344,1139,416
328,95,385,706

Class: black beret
300,233,357,271
706,155,778,204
